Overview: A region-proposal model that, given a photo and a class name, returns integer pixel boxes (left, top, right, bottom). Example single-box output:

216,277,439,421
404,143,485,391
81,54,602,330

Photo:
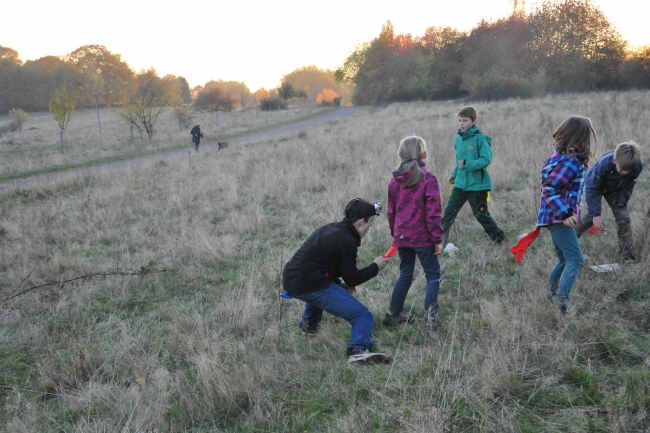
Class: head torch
345,198,382,219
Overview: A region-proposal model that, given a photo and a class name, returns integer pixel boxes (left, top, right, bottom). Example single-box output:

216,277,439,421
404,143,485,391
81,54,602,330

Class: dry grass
1,91,650,432
0,105,329,178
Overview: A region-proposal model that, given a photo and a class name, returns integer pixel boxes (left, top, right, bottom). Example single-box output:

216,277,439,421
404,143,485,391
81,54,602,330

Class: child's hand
592,215,605,231
340,282,356,294
447,176,455,185
457,160,464,168
434,244,443,255
373,256,391,271
563,215,580,227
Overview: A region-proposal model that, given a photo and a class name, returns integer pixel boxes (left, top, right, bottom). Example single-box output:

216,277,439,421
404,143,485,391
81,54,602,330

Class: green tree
278,82,295,100
527,0,627,91
49,83,79,153
8,108,28,131
66,45,135,107
0,46,21,65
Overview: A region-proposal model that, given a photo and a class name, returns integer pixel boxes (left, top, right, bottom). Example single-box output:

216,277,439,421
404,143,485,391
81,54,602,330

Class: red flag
510,227,541,263
383,245,398,258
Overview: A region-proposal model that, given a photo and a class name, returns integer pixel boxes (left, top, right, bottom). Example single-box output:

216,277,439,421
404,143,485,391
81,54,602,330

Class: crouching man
282,198,392,365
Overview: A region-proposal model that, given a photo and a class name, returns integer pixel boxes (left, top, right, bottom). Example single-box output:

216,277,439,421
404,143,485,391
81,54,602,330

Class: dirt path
0,107,358,193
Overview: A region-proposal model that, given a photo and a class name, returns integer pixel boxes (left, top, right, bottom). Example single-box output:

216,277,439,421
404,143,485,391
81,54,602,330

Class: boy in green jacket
442,106,506,244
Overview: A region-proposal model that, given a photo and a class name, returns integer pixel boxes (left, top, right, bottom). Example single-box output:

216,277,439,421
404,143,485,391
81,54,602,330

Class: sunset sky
3,0,648,91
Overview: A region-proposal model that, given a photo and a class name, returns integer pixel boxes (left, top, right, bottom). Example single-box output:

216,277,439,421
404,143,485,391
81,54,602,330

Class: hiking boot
558,304,568,315
346,348,391,365
300,323,318,337
382,313,416,326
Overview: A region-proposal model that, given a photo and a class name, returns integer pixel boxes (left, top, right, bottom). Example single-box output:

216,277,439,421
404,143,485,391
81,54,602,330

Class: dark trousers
442,188,505,243
575,192,634,258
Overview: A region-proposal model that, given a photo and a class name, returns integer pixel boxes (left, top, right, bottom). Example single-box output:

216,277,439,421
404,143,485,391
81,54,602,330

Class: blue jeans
389,246,442,317
293,282,374,352
545,224,585,306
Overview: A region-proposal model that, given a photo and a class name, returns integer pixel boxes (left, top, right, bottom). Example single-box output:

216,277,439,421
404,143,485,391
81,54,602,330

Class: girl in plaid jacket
538,116,597,313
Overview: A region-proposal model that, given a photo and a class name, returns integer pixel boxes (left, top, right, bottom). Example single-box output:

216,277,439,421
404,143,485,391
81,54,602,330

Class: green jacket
450,126,493,191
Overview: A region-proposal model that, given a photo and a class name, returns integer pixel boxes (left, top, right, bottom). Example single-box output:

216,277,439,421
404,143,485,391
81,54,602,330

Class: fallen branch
1,267,170,304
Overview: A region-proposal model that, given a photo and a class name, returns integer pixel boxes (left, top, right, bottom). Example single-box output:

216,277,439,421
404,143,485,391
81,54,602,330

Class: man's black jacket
282,220,379,296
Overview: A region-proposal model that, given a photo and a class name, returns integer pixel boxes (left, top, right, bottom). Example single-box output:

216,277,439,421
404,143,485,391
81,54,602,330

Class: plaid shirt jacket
537,151,588,226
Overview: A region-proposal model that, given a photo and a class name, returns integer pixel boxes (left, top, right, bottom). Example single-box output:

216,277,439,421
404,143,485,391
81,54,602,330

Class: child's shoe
622,254,636,265
346,348,391,365
424,314,441,331
382,313,415,326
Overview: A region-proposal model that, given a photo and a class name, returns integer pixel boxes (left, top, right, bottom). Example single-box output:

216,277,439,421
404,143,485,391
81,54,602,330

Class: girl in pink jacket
384,136,444,327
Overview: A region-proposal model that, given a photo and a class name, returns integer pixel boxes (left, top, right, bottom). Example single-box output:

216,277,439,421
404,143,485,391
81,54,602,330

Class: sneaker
382,313,416,326
346,348,391,365
622,254,636,265
425,315,441,331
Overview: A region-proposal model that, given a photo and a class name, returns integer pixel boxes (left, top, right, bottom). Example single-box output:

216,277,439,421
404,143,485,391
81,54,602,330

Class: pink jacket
387,163,443,248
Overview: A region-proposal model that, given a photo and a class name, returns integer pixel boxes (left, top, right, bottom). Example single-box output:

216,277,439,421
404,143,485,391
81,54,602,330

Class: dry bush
0,91,649,431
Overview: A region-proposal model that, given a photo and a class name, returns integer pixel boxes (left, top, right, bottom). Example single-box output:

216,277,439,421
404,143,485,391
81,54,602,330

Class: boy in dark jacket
282,198,392,365
576,142,643,261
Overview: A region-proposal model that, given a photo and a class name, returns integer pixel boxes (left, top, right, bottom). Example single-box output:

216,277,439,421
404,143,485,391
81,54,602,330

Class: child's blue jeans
545,224,585,306
389,246,442,317
293,282,374,353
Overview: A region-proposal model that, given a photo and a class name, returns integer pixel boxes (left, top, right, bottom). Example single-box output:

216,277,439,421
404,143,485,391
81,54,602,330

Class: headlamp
345,198,382,219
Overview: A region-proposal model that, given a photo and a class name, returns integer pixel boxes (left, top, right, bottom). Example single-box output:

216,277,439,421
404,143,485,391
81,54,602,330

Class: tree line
335,0,650,104
0,45,192,112
1,43,351,116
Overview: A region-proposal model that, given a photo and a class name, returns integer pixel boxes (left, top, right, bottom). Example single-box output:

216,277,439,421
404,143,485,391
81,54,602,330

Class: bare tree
173,105,195,131
119,73,167,140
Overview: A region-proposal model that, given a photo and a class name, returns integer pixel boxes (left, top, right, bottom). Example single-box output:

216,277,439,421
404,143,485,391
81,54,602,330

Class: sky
2,0,649,91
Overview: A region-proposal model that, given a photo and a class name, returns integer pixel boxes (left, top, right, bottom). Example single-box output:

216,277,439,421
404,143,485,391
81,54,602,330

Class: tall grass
1,91,649,431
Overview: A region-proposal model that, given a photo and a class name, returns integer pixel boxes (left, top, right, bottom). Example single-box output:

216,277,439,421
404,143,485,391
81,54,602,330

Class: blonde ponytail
396,136,427,188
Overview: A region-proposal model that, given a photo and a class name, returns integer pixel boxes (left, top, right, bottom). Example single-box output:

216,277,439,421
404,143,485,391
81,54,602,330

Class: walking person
384,136,444,328
442,106,506,244
190,124,203,152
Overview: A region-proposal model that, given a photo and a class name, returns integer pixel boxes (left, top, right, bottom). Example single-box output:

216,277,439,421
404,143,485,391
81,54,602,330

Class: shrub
8,108,28,131
259,97,287,111
316,88,340,106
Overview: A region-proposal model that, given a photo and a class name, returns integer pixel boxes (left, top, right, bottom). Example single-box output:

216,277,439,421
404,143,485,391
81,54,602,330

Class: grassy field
1,91,649,432
0,105,330,179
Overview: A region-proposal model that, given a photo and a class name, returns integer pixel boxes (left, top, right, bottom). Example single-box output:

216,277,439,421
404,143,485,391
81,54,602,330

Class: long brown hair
553,116,597,159
396,136,427,188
